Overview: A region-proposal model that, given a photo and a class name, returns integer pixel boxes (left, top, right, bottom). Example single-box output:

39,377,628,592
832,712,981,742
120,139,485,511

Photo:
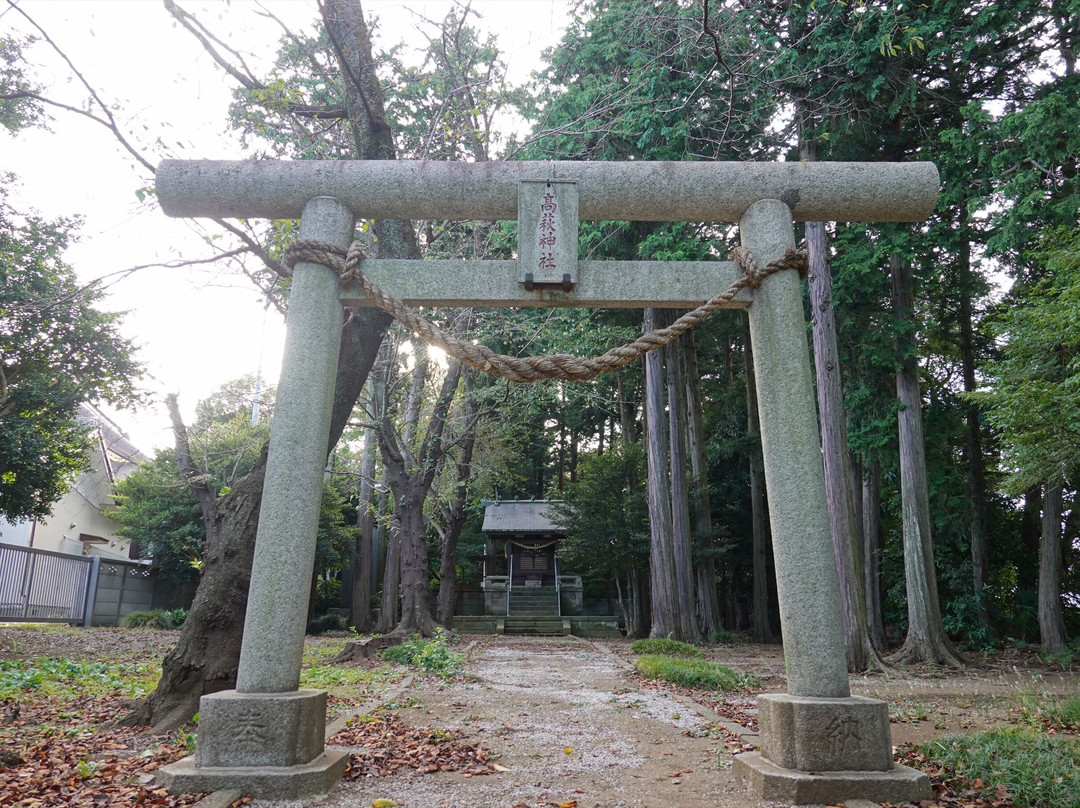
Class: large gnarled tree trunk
377,360,463,637
123,0,404,730
436,371,479,628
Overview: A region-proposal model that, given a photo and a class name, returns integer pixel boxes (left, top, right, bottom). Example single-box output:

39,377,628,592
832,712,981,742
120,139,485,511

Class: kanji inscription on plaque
518,179,578,290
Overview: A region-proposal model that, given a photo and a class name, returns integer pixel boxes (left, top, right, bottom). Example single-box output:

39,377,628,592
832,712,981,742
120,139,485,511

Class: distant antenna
251,308,268,426
251,369,262,426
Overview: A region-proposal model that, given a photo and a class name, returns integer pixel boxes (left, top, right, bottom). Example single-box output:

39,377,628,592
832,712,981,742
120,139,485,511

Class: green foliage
112,377,356,586
919,727,1080,808
629,638,702,658
0,36,45,133
1019,692,1080,731
119,609,188,630
0,184,143,521
633,655,757,692
380,629,463,678
305,613,349,635
121,610,169,630
553,442,649,583
0,657,157,700
970,226,1080,490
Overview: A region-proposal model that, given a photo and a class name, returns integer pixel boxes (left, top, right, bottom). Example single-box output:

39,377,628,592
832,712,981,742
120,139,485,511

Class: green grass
381,629,464,678
1046,695,1080,729
920,727,1080,808
1018,692,1080,730
629,638,703,658
0,657,159,700
300,663,387,689
633,654,757,691
119,609,187,629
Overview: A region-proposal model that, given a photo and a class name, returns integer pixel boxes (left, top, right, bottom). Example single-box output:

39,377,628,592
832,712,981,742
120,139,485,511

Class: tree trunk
666,316,700,643
862,458,887,651
625,569,647,638
123,308,388,730
1018,488,1041,624
644,308,678,639
436,372,478,628
394,487,437,636
889,255,965,667
744,319,775,643
802,124,877,670
682,330,722,639
121,446,266,732
617,370,637,448
1039,483,1067,655
123,0,406,731
378,360,462,636
375,523,401,633
349,377,380,632
957,226,991,631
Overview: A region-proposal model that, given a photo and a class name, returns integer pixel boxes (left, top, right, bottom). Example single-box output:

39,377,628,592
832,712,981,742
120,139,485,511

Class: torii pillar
155,159,936,805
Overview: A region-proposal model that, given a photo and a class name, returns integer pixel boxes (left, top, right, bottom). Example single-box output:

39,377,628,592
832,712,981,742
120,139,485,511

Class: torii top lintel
156,159,939,224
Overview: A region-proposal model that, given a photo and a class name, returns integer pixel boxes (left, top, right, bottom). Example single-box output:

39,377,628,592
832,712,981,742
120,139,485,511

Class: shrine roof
481,500,564,534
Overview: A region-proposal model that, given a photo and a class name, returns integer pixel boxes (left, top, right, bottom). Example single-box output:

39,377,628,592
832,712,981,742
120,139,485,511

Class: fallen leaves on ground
889,745,1020,808
330,711,495,779
0,693,202,807
632,675,760,732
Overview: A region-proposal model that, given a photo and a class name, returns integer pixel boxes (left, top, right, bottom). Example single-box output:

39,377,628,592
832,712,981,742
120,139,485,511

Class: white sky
4,0,569,450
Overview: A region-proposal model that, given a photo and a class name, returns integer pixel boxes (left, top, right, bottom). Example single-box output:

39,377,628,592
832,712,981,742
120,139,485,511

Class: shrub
121,610,171,629
306,613,349,635
381,628,463,677
633,654,757,691
629,638,702,658
161,608,189,628
919,727,1080,808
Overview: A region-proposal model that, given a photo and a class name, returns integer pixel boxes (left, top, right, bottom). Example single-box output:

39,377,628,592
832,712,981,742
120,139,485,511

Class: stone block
758,692,892,772
157,749,349,802
194,689,327,768
733,751,931,805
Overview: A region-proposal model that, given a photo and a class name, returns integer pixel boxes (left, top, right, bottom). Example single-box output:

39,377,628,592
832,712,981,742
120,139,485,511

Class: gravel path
248,636,759,808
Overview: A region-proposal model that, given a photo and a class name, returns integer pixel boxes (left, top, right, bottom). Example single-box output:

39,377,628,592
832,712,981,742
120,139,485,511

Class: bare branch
166,393,216,518
6,1,156,174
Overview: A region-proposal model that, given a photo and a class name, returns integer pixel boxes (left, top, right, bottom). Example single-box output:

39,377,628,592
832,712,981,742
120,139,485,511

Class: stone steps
503,616,569,636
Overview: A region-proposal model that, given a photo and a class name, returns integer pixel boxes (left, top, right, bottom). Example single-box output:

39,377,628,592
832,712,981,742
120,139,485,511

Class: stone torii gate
156,159,937,804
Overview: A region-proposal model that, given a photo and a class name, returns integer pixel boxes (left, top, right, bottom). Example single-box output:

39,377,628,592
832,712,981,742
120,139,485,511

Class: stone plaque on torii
155,158,938,805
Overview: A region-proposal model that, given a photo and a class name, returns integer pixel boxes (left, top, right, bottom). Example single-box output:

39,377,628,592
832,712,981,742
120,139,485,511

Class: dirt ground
271,636,759,808
3,626,1078,808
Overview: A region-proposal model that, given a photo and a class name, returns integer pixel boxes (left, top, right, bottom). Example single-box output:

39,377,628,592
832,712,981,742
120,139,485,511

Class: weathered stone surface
758,693,892,772
338,259,751,309
518,180,578,287
740,199,849,699
733,752,931,805
157,749,349,802
236,196,352,694
194,689,327,768
157,159,939,223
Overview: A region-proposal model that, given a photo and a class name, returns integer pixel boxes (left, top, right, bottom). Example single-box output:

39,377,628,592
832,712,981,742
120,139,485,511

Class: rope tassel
283,240,808,384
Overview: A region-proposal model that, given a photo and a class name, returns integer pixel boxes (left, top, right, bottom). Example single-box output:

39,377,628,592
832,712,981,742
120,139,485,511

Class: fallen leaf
371,799,400,807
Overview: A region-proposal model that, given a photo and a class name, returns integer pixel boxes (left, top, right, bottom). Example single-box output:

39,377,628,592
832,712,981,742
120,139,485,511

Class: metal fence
0,542,99,625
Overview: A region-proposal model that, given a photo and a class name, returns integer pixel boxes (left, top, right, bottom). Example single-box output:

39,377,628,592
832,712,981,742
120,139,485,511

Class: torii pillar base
156,689,349,801
733,693,930,804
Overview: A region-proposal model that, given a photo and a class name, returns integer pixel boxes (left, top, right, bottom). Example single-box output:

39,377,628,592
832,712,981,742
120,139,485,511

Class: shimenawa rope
283,240,807,384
